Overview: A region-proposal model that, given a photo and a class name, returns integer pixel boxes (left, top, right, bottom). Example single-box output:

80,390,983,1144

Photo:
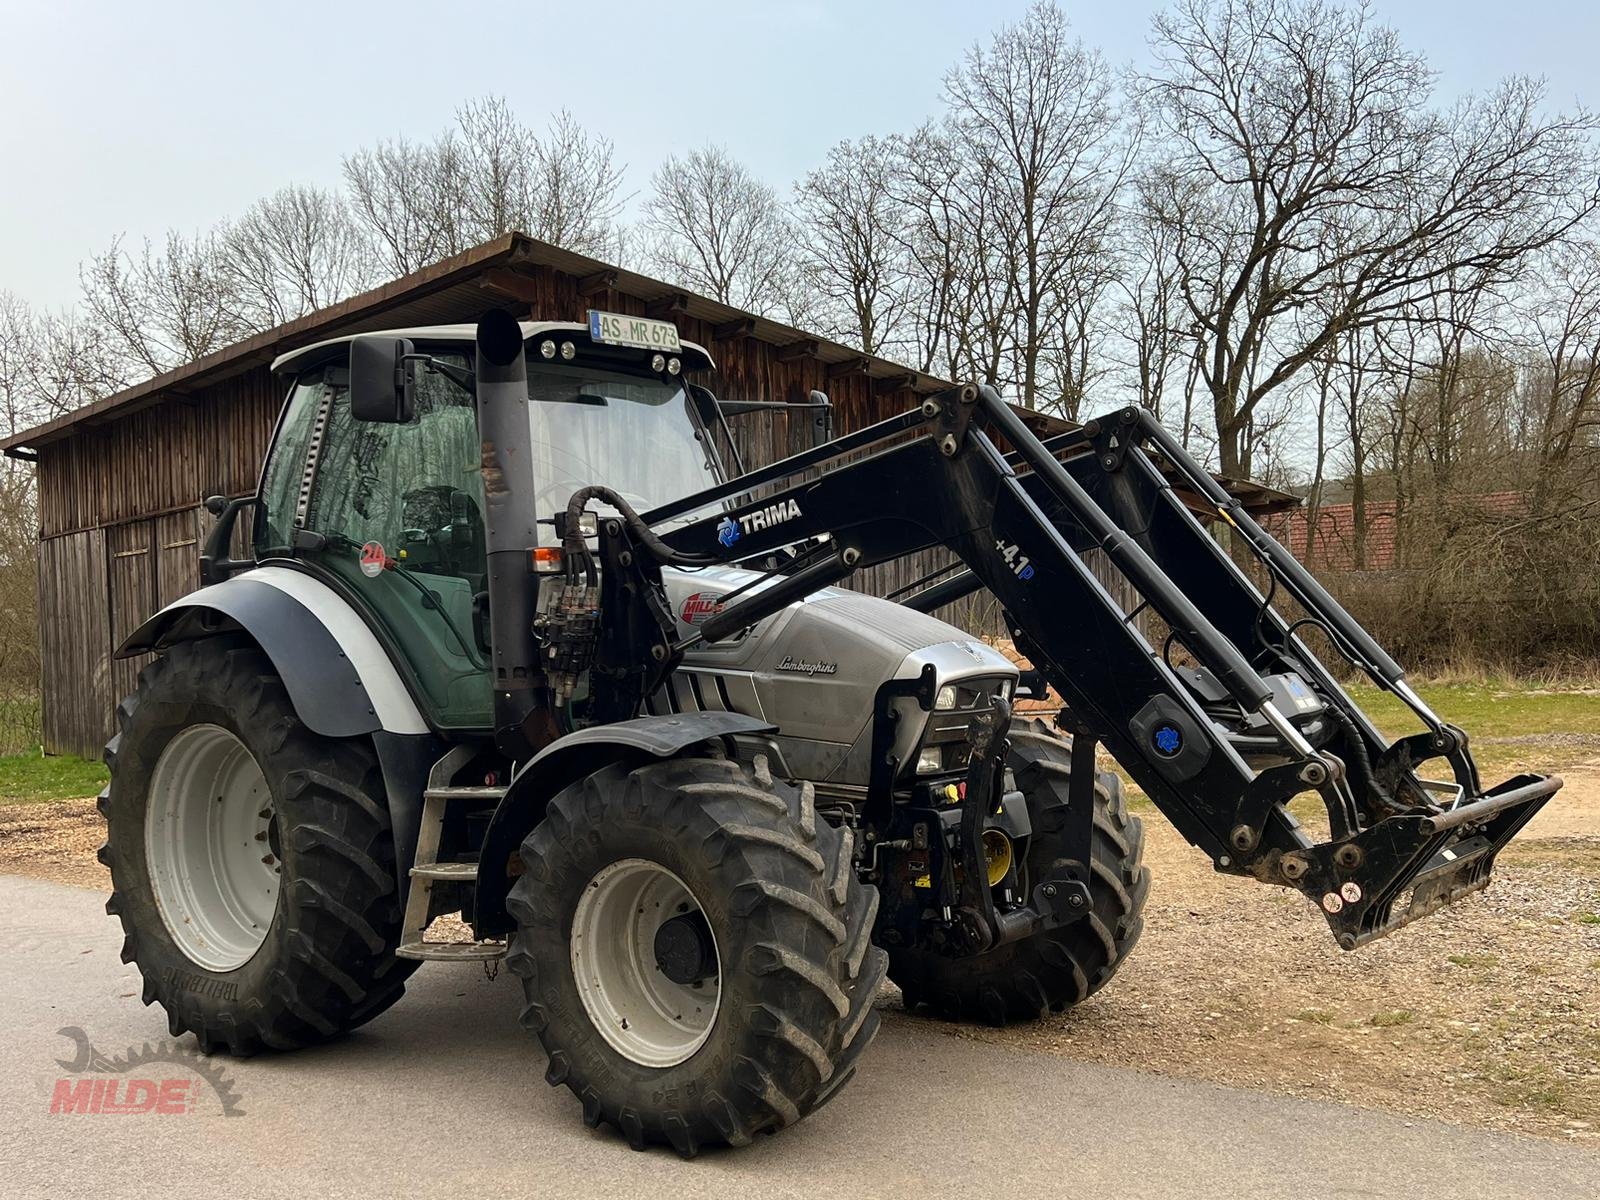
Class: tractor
100,309,1560,1155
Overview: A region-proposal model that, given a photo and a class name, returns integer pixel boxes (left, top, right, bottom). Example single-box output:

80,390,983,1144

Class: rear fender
474,711,776,936
117,565,428,738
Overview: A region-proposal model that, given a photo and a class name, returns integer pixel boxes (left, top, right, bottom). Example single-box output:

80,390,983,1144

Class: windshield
527,361,719,526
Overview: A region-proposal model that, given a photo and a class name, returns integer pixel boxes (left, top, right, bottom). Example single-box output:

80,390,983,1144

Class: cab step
396,747,508,964
409,860,480,881
395,938,506,962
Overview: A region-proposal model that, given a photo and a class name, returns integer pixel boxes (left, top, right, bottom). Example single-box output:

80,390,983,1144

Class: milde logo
679,592,726,626
47,1026,245,1117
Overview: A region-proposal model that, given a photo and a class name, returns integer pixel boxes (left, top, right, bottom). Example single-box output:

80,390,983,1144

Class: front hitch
950,698,1093,954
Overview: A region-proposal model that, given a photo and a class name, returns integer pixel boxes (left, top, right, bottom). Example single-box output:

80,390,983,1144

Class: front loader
100,308,1560,1156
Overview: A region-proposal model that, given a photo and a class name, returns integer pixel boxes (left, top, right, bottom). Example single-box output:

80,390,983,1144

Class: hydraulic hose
562,485,718,581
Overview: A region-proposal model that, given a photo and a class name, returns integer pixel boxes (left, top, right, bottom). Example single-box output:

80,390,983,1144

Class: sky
4,0,1600,311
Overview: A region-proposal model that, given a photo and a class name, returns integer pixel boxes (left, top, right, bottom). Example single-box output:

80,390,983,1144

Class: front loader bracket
588,382,1567,953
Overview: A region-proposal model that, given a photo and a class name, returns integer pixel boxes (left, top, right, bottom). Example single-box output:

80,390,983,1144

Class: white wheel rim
144,724,280,972
570,859,721,1068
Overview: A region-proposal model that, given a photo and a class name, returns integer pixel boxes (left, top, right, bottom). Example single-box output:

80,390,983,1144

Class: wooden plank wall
36,507,207,756
38,529,112,759
35,372,282,539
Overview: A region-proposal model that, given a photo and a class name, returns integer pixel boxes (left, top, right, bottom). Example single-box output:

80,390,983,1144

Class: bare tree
642,145,793,316
223,184,373,328
1139,0,1600,475
1115,192,1179,420
1,292,125,432
1518,236,1600,516
528,110,629,260
945,1,1130,407
80,231,250,378
794,137,909,355
343,134,465,276
883,126,979,378
343,98,627,277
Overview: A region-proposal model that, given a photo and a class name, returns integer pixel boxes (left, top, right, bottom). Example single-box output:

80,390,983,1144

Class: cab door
254,355,493,732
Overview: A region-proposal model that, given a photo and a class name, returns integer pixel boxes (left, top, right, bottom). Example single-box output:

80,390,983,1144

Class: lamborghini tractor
100,309,1560,1155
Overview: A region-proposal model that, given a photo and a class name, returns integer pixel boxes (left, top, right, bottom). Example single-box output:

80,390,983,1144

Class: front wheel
889,717,1150,1025
506,754,886,1157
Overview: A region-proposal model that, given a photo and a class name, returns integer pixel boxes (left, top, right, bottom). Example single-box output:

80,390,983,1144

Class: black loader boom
577,381,1560,951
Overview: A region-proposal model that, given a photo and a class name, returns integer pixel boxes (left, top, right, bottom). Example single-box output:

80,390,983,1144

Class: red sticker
359,541,387,578
679,591,725,626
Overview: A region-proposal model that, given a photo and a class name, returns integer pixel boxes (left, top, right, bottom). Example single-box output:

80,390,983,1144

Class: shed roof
0,232,953,454
0,230,1297,514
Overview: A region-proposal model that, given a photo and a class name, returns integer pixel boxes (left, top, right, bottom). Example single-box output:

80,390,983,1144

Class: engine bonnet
661,566,1017,782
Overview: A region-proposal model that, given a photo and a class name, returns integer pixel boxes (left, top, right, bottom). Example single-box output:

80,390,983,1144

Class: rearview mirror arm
401,353,475,397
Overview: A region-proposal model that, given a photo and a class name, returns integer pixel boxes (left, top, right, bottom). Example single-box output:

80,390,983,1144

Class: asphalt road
2,873,1596,1200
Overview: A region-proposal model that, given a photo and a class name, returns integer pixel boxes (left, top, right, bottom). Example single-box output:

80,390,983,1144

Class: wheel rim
570,859,721,1068
144,724,280,972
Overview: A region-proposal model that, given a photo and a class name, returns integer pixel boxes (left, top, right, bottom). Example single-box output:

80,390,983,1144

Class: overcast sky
4,0,1599,310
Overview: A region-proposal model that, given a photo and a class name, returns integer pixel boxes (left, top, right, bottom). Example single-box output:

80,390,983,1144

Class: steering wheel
401,485,484,571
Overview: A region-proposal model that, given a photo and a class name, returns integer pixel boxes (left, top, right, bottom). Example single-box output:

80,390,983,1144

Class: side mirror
348,335,416,423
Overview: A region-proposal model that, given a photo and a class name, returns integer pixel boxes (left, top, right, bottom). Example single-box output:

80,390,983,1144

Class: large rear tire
506,753,886,1157
889,717,1150,1025
100,637,415,1054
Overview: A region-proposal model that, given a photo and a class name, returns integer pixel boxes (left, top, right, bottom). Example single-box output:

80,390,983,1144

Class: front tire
506,754,886,1157
889,717,1150,1025
100,637,415,1054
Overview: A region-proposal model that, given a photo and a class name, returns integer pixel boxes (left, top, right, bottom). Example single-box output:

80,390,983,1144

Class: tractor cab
250,317,720,736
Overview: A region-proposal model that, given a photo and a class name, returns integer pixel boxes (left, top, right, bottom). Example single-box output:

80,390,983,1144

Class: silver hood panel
658,566,1016,786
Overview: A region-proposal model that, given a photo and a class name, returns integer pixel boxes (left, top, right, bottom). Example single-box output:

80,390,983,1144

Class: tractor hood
659,566,1017,786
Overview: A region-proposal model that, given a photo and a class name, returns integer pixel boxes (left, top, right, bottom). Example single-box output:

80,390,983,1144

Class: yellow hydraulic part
981,829,1013,886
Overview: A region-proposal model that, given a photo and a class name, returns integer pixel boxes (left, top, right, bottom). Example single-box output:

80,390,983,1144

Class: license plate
588,309,682,353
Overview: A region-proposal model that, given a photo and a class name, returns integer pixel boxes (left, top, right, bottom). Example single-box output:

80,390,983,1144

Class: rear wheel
889,717,1150,1025
100,637,415,1054
506,754,886,1157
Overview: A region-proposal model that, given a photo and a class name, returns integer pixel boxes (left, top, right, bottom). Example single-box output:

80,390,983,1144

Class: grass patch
1294,1009,1336,1024
1368,1009,1416,1027
1576,911,1600,926
1344,680,1600,743
0,749,107,804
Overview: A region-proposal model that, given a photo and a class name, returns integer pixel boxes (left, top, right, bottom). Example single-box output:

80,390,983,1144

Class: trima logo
718,500,802,549
741,498,802,533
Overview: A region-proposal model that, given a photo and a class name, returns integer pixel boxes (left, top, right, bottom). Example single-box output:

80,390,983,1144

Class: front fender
118,565,428,738
474,711,776,936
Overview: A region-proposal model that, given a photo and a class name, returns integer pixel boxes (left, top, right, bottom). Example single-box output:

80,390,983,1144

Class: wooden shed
3,231,1292,758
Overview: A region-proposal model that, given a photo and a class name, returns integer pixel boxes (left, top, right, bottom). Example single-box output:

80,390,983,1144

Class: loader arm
583,382,1558,950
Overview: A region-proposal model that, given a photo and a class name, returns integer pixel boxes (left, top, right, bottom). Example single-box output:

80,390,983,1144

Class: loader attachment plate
1285,773,1561,949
